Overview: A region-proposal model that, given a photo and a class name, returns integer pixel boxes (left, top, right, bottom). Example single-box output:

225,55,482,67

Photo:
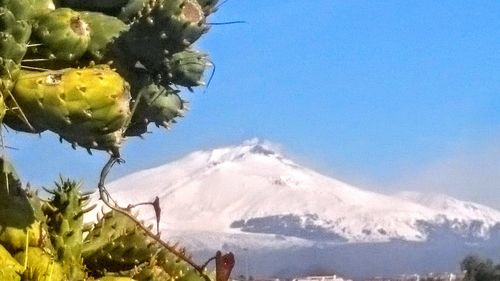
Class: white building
292,275,352,281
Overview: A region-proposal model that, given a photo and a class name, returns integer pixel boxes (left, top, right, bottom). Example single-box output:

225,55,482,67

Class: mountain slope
98,139,500,250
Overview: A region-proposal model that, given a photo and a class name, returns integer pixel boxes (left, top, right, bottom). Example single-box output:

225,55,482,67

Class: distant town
234,272,465,281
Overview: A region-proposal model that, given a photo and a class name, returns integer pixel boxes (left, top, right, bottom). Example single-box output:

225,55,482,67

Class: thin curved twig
97,156,212,281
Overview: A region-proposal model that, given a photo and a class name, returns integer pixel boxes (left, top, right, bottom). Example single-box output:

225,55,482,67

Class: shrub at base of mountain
460,255,500,281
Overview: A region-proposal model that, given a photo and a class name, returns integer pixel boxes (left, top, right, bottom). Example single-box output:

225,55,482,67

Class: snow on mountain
93,139,500,250
395,191,500,239
396,191,500,224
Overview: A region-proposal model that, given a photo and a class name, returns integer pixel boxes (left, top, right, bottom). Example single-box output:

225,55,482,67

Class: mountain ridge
97,139,500,248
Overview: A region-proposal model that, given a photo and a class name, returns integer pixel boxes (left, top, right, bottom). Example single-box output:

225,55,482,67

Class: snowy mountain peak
99,140,500,250
204,139,283,164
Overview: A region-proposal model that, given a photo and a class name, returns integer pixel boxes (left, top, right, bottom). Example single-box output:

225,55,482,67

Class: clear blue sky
5,1,500,208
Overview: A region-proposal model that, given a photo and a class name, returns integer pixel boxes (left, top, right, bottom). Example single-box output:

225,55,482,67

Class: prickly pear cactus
2,0,216,155
31,8,91,62
0,244,23,280
4,64,131,154
15,247,66,281
0,0,55,21
0,5,31,121
0,159,222,280
80,11,129,60
126,81,186,136
196,0,218,16
168,49,210,87
82,210,156,274
43,179,94,280
0,0,234,279
0,158,45,252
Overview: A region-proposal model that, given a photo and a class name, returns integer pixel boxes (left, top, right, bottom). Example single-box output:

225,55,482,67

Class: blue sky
5,1,500,208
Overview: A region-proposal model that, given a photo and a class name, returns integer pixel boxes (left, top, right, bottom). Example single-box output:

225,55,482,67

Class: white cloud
391,137,500,210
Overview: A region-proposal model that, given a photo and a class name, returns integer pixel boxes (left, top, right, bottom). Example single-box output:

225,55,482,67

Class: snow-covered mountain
95,139,500,251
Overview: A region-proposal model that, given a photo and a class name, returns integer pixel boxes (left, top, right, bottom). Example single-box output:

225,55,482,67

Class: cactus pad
5,65,131,153
80,11,129,60
167,49,209,87
15,247,66,281
0,158,44,251
121,0,207,76
126,82,186,136
0,0,55,21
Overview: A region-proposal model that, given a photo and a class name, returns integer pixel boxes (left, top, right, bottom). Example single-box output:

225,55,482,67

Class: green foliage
461,255,500,281
0,158,214,281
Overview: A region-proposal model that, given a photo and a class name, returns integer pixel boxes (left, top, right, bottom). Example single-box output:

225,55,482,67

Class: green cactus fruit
15,247,66,281
122,0,207,73
152,0,207,47
196,0,218,15
0,158,44,251
167,49,209,87
125,83,186,136
118,0,151,22
5,65,131,153
83,211,159,274
1,59,21,94
32,8,91,61
0,245,24,280
43,179,92,280
0,0,55,21
80,11,129,60
0,7,32,45
0,32,28,64
0,7,31,89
